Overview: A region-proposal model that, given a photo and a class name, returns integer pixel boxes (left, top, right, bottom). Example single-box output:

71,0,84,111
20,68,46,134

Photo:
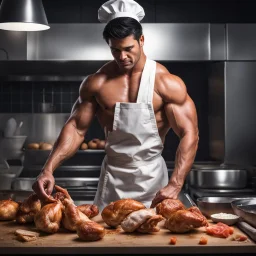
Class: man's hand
150,183,182,208
32,170,56,203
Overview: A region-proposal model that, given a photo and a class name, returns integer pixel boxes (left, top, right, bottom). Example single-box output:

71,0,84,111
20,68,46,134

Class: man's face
108,35,144,70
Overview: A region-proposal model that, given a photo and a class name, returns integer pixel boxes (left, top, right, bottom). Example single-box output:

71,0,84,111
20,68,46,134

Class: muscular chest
96,75,163,114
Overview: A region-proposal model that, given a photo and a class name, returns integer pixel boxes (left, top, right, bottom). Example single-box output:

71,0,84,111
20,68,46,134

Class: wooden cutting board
0,216,255,254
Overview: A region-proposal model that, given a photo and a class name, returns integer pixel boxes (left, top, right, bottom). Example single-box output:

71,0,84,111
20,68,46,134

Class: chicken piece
121,208,163,233
62,198,105,241
0,199,19,220
101,198,146,227
52,185,73,203
77,204,99,218
156,199,185,219
16,194,41,224
187,206,208,226
165,208,208,233
62,199,91,232
137,214,164,233
34,201,63,233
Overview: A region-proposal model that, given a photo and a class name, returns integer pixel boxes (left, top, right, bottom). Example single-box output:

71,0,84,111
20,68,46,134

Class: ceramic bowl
210,212,240,226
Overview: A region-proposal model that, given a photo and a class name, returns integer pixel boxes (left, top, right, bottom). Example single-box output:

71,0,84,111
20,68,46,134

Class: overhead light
0,0,50,31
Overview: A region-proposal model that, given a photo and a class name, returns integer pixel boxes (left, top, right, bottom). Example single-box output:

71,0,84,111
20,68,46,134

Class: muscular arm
43,84,97,172
32,75,98,200
151,74,199,207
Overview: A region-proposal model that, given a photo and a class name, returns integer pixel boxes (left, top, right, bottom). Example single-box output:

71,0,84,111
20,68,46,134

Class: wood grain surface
0,216,255,254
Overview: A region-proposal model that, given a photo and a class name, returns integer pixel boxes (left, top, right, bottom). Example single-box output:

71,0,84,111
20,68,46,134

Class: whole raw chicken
0,199,19,221
62,198,105,241
16,193,41,224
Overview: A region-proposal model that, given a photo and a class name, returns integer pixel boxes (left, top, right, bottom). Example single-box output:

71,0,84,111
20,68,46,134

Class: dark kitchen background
0,0,256,177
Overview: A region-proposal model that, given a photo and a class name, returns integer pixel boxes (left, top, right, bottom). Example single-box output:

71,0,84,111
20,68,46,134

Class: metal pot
188,168,247,189
231,198,256,228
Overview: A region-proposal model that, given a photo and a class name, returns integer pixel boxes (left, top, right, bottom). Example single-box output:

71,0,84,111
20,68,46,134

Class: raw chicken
62,198,105,241
0,199,19,221
206,222,234,238
16,193,41,224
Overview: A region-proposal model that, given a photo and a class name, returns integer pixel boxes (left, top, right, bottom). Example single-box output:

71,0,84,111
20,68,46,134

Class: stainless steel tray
12,177,99,191
231,198,256,228
24,149,106,169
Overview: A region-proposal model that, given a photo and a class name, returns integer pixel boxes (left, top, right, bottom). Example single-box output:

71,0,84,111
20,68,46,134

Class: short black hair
103,17,143,44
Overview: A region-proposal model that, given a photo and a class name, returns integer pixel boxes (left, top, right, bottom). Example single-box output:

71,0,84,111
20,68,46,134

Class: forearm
169,132,199,189
42,121,85,174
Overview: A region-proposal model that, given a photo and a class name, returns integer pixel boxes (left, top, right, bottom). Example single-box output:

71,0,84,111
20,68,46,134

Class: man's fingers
46,182,54,196
33,181,51,202
150,196,160,208
150,191,167,208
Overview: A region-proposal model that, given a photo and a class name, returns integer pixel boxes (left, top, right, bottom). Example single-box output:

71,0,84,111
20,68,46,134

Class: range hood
1,23,256,79
0,23,226,79
26,23,225,61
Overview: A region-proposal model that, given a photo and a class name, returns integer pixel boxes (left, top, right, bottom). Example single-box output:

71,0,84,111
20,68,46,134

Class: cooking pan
231,198,256,228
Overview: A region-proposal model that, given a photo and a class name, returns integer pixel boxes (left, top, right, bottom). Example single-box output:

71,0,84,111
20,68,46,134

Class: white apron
94,59,169,211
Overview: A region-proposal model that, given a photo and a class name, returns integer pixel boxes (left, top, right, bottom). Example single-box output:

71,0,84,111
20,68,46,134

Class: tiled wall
0,81,80,113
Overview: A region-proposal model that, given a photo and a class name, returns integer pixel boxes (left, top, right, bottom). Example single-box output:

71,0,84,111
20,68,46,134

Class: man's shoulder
155,62,184,88
80,61,115,92
154,61,187,104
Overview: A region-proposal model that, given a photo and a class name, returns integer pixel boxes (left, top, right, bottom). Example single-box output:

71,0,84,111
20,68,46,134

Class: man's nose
119,51,127,60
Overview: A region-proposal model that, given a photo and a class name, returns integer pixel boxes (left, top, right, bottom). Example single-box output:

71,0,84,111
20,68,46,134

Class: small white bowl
210,212,240,226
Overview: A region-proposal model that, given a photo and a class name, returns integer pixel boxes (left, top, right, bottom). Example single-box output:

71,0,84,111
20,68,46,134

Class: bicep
68,84,98,135
164,95,198,138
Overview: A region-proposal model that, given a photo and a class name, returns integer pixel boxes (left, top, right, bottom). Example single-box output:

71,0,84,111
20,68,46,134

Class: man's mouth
120,61,131,66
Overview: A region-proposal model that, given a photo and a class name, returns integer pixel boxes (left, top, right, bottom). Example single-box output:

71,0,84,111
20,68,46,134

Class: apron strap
136,59,156,104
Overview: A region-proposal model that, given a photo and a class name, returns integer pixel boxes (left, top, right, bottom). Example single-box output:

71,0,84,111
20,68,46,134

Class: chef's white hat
98,0,145,23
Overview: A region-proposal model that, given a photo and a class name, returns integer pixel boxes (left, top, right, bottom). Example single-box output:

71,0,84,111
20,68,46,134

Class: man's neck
121,53,147,76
